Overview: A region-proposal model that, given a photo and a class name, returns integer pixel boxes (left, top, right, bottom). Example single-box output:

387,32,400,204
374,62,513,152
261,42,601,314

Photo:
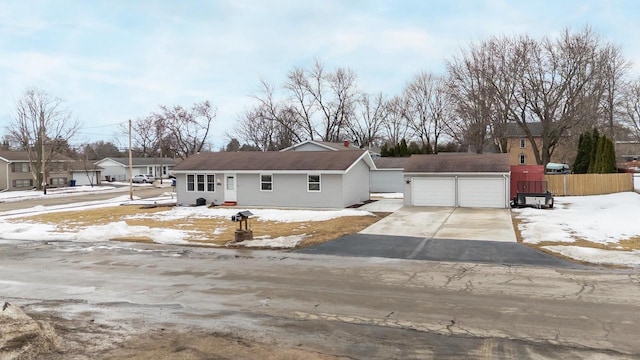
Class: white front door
224,174,237,202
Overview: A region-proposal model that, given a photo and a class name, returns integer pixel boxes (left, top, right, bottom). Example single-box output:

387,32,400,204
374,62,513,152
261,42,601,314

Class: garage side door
412,177,456,206
458,177,506,208
370,170,404,193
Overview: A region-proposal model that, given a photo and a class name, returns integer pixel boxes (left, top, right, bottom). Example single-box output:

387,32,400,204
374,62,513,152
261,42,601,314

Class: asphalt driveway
359,205,517,242
296,234,588,268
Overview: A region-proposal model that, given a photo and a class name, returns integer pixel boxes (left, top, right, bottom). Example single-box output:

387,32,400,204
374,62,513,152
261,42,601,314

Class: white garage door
458,177,506,208
412,177,456,206
370,170,404,193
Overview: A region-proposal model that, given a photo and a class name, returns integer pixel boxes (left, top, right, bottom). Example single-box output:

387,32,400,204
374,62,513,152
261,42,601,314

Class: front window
50,177,67,186
187,174,215,192
520,138,526,148
519,154,526,165
197,174,205,191
13,179,33,188
13,163,29,173
308,174,321,192
187,174,195,191
207,175,215,191
260,174,273,191
50,162,65,172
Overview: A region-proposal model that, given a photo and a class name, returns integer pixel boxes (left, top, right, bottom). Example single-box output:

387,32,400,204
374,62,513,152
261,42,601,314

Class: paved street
1,239,639,359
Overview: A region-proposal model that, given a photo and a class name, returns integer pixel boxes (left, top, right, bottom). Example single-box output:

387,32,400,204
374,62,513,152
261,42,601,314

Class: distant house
0,150,75,191
505,122,573,166
69,161,103,186
404,153,510,208
370,157,407,193
170,150,375,208
94,157,179,182
280,140,362,152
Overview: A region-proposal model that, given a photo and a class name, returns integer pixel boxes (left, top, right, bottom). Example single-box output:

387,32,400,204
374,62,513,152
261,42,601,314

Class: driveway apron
360,206,517,242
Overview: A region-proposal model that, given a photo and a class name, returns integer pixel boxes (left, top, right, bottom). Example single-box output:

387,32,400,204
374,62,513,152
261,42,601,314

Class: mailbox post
231,211,253,242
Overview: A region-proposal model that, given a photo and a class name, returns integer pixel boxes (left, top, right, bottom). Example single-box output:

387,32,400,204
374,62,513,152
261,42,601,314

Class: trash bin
69,180,76,187
196,197,206,206
171,179,176,187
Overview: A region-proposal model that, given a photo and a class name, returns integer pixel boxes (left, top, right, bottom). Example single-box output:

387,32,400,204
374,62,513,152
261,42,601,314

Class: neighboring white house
69,161,102,186
370,157,407,193
94,157,179,182
280,140,362,152
404,153,511,208
170,150,376,208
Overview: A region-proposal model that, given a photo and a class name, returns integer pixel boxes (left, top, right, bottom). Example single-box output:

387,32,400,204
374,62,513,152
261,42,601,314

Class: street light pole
40,110,47,195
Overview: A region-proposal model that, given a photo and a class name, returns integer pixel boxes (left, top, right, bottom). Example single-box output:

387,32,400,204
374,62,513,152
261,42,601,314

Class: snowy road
1,240,639,359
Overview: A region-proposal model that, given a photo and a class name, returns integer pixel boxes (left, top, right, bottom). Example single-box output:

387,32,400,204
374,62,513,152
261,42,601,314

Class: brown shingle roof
0,150,74,162
505,122,544,137
373,157,408,169
172,150,369,172
404,153,510,173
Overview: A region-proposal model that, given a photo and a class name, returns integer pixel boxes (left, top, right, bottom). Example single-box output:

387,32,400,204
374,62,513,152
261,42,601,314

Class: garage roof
404,153,510,173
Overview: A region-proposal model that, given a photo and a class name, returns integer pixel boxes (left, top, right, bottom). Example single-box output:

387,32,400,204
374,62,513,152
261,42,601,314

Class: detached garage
370,157,407,193
404,153,510,208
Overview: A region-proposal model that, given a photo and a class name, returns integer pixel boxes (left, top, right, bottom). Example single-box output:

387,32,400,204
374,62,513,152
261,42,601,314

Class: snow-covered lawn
513,192,640,267
0,187,374,249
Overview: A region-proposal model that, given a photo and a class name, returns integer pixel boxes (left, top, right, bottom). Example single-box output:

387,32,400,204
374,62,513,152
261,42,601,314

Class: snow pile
235,234,306,248
0,302,60,359
371,193,403,199
544,246,640,267
0,185,119,202
513,192,640,244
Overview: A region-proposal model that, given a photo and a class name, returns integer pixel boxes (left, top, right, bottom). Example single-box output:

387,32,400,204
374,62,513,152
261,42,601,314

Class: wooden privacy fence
544,173,633,196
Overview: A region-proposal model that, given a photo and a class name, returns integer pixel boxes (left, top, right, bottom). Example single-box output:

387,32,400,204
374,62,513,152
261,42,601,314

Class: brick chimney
343,140,350,148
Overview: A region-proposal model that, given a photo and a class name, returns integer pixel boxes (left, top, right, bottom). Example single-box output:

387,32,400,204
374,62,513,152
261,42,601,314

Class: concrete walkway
360,206,517,242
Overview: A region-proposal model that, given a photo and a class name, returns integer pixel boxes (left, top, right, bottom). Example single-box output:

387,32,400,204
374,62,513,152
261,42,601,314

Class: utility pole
40,109,47,195
129,119,133,201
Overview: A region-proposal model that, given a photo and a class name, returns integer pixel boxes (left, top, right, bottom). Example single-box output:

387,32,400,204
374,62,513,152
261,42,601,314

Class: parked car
132,174,155,183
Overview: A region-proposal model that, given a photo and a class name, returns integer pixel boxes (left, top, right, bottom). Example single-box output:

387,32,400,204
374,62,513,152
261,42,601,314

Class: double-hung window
13,163,29,173
207,175,215,191
519,154,526,165
260,174,273,191
307,174,321,192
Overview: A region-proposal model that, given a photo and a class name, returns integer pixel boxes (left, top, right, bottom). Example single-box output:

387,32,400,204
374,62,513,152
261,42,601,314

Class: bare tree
446,42,500,153
383,96,412,145
154,101,216,159
448,27,619,165
7,88,80,190
118,115,160,157
347,92,387,148
621,78,640,141
254,79,304,144
599,44,631,140
401,71,456,153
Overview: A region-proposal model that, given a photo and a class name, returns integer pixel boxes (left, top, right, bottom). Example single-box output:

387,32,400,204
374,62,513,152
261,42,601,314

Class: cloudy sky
1,0,639,149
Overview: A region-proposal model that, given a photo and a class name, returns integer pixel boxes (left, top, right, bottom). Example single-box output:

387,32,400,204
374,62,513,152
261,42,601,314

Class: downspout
5,162,10,191
503,174,510,208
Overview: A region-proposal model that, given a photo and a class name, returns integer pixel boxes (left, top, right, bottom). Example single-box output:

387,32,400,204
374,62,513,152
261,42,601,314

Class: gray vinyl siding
404,174,413,206
237,173,343,208
342,160,370,207
0,162,8,190
175,172,223,206
370,169,404,193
